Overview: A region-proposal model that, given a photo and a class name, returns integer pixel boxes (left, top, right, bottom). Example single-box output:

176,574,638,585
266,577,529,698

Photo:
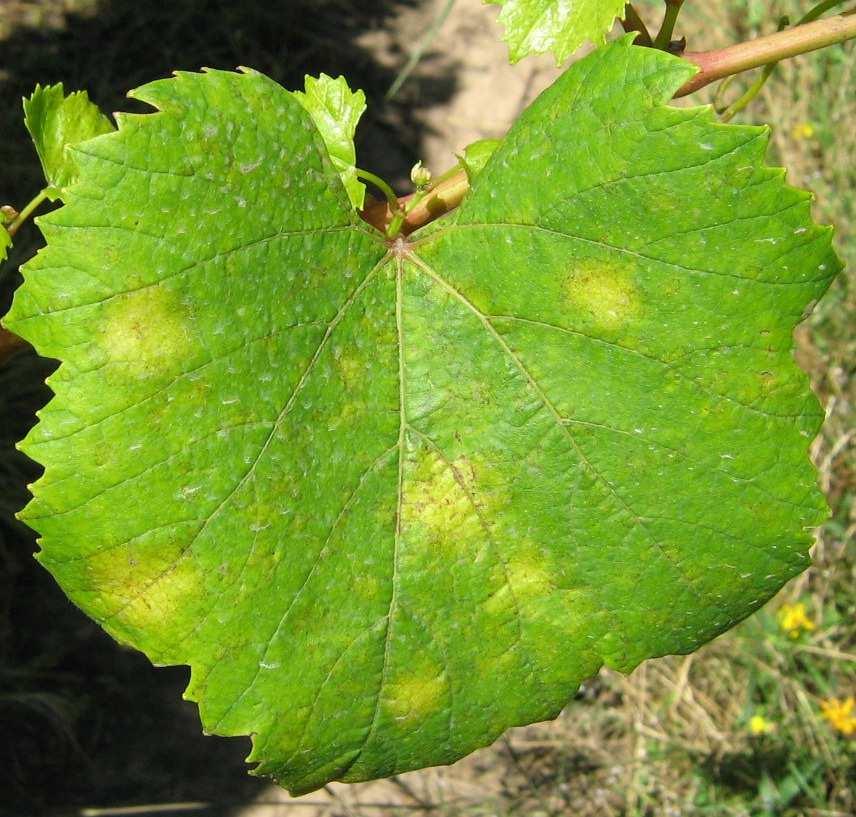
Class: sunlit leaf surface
8,42,839,794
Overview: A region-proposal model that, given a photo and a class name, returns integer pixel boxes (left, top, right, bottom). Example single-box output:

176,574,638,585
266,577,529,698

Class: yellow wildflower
778,602,815,638
791,122,815,140
820,697,856,736
748,714,775,735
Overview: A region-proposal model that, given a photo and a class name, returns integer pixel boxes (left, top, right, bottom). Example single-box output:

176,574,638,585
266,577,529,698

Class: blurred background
0,2,853,815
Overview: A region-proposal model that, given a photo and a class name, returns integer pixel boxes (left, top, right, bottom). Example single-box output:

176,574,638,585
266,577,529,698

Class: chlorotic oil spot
86,547,203,637
98,284,196,378
403,446,482,546
384,662,447,725
563,258,642,331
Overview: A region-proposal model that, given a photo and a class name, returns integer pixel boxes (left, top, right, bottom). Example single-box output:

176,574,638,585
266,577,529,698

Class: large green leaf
23,83,114,199
486,0,627,63
7,41,839,794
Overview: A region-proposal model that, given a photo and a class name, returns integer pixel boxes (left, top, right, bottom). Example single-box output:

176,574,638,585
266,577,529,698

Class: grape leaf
7,41,839,795
23,84,114,200
486,0,627,63
0,227,9,264
458,137,502,182
294,73,367,210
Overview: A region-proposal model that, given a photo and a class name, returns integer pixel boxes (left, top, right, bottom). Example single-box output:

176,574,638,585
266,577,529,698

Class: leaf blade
413,37,837,673
486,0,628,63
8,42,840,795
23,83,114,198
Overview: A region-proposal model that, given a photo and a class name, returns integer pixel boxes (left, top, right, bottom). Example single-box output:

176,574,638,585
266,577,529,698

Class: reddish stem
678,12,856,95
361,171,469,235
360,12,856,236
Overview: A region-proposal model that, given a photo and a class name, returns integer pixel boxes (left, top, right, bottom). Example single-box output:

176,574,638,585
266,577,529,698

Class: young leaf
7,41,839,795
458,137,502,182
486,0,627,63
23,83,114,199
0,227,9,264
294,73,367,210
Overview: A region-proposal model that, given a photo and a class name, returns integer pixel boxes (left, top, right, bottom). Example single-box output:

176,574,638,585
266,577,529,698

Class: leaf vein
99,250,388,627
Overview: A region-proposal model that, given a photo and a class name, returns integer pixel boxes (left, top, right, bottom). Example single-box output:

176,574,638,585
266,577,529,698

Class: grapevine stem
719,59,777,122
427,162,466,188
719,0,850,120
361,169,469,235
6,188,49,238
678,11,856,96
654,0,685,51
360,11,856,235
621,4,653,47
385,210,406,238
355,169,402,214
404,188,428,215
719,14,790,122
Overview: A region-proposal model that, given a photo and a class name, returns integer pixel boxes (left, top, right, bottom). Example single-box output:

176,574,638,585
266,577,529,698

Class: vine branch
5,189,49,238
678,10,856,95
654,0,685,51
621,4,653,47
717,0,844,121
360,11,856,235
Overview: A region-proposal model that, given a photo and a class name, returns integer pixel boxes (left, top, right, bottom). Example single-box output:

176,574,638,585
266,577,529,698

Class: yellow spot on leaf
482,543,555,627
352,573,382,602
334,353,365,389
757,370,776,392
88,548,202,634
564,259,641,331
506,547,553,600
384,665,446,725
331,399,367,429
403,447,482,546
99,285,196,378
121,557,201,630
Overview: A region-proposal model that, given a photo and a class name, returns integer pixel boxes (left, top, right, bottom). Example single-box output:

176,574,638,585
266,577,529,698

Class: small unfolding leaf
458,137,502,181
23,84,114,199
0,227,9,264
486,0,626,63
294,73,367,210
8,42,839,796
